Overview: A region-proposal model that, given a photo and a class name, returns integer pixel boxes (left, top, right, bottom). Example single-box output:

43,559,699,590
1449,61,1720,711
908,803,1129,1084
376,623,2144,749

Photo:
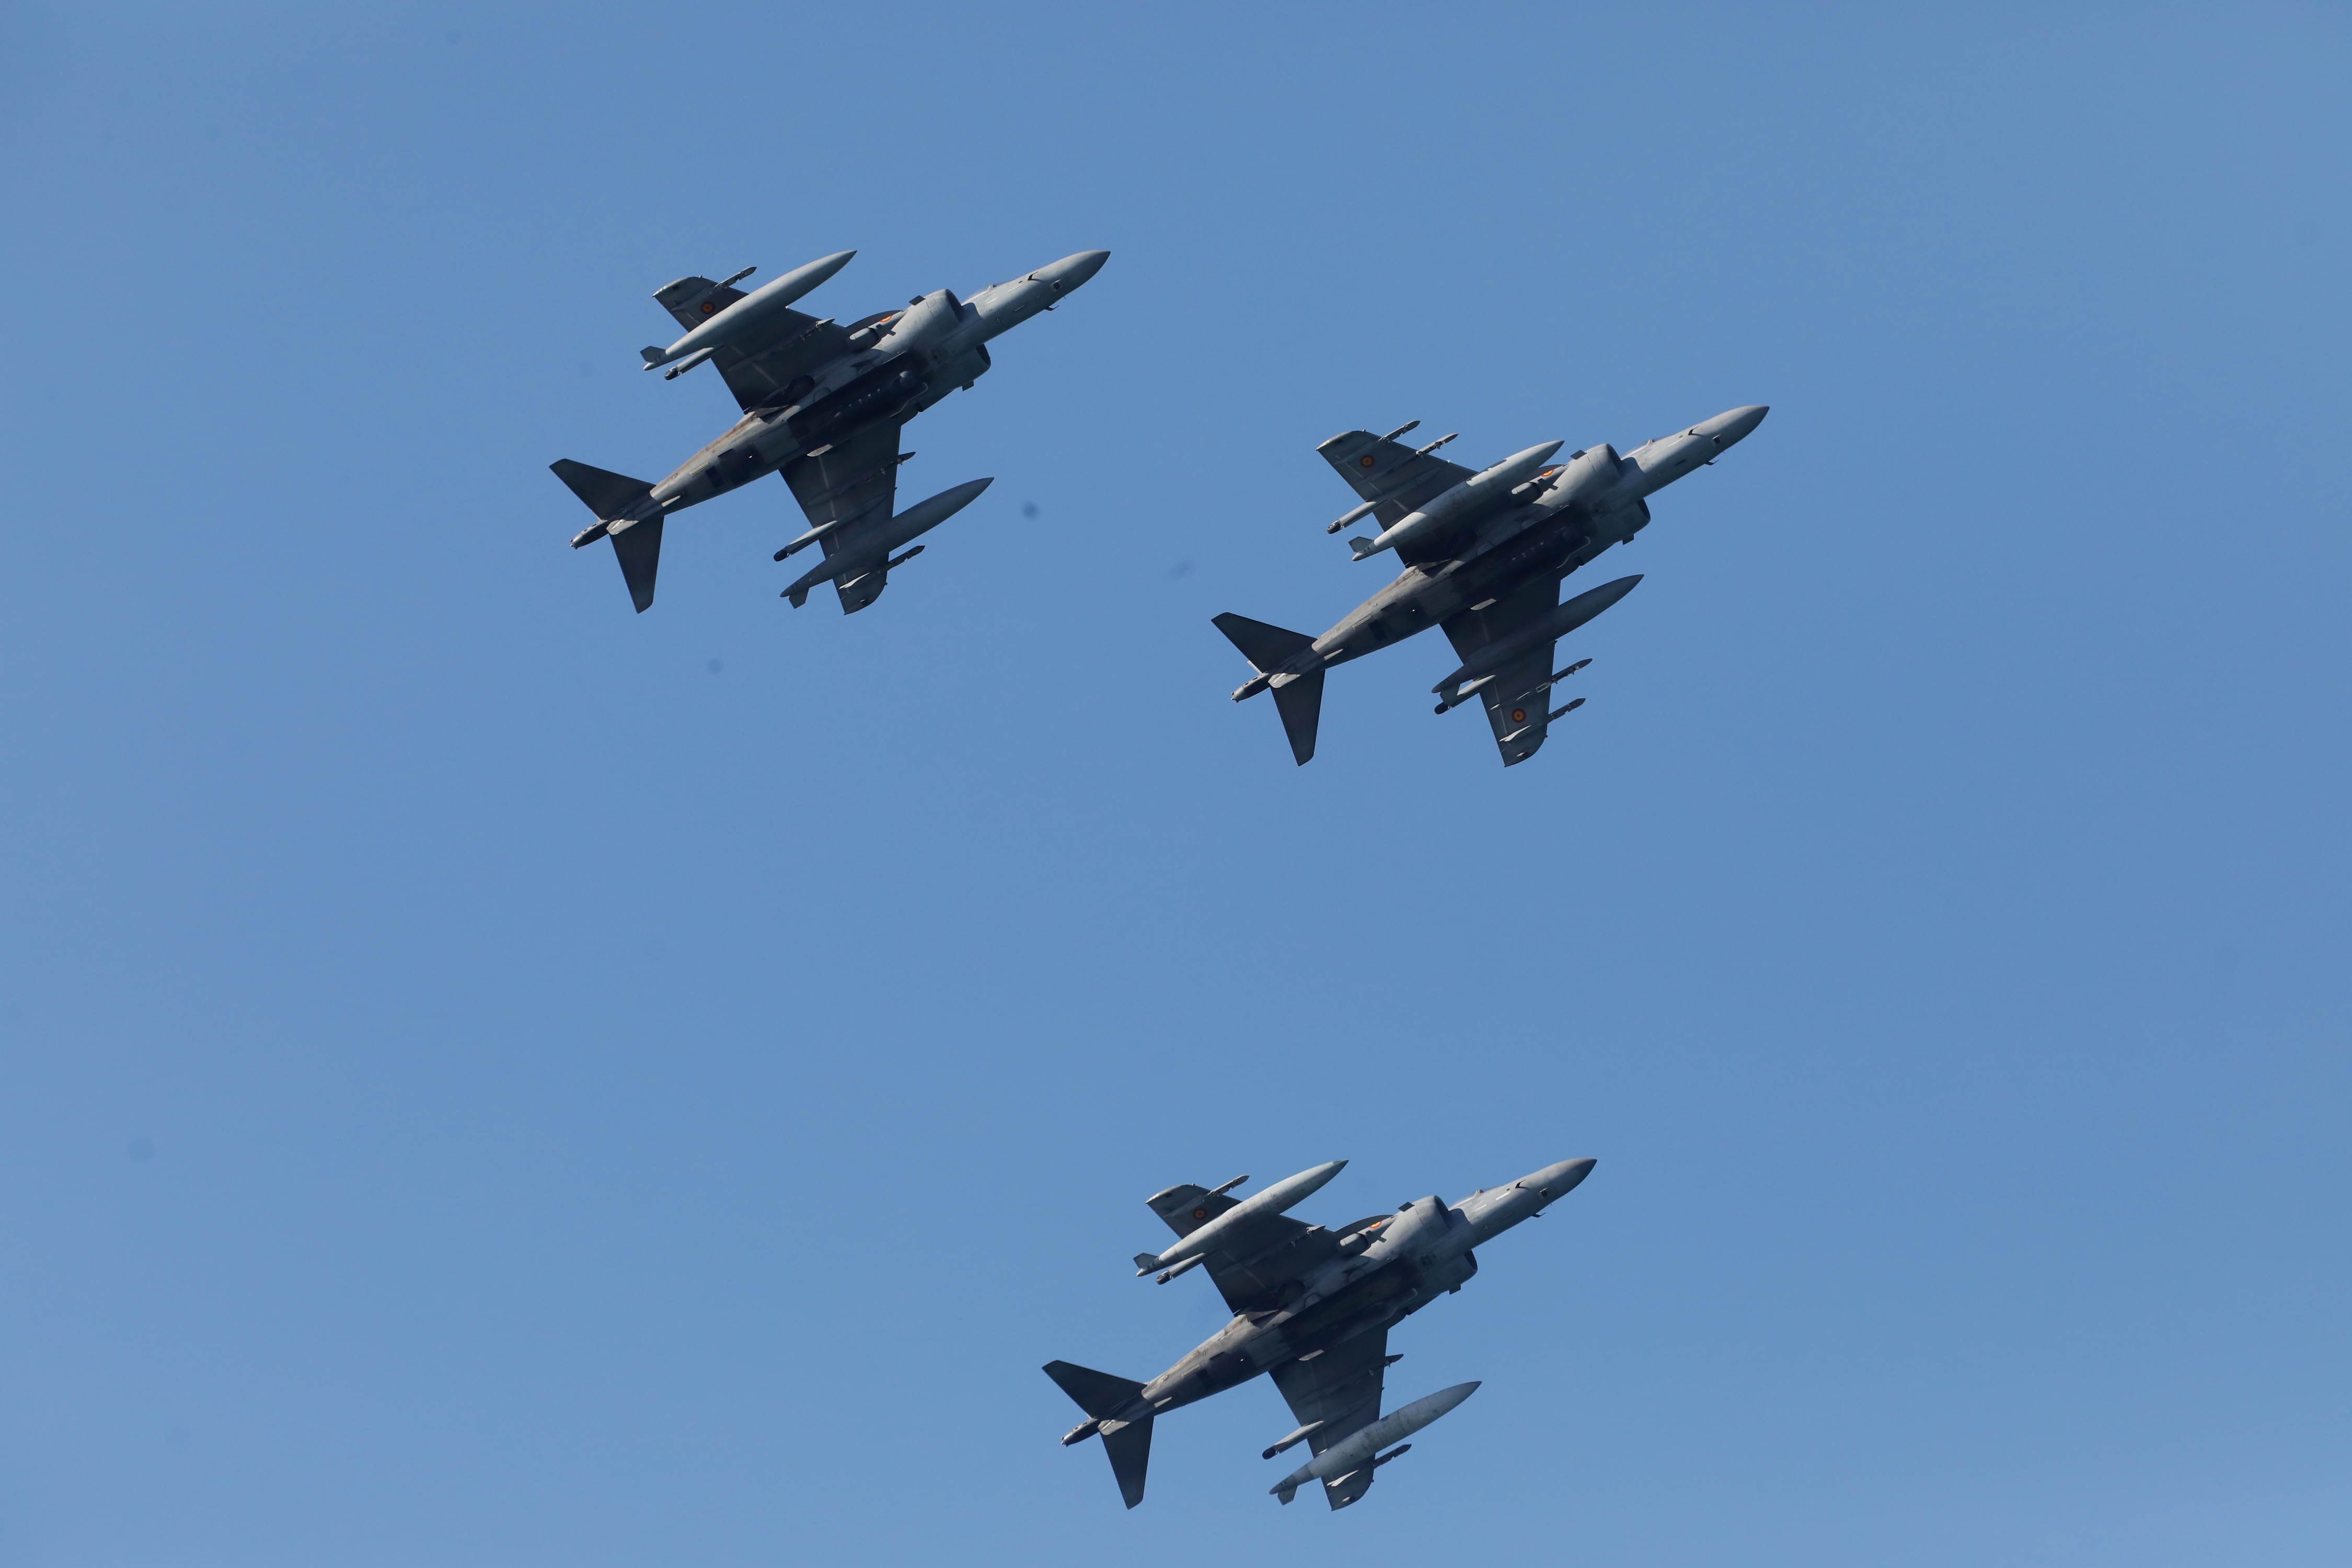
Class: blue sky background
3,5,2347,1564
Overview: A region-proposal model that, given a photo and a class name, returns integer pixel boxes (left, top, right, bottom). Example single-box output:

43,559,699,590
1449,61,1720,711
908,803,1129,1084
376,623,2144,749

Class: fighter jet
1045,1155,1595,1511
1213,405,1768,765
551,247,1109,613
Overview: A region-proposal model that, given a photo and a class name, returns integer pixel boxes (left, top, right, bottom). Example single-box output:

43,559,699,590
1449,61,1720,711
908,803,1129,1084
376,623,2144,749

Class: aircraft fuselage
1308,405,1769,672
1087,1158,1594,1433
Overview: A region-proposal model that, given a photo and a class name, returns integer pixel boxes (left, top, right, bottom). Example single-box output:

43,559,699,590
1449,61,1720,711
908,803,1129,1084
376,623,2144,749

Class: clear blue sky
3,5,2347,1564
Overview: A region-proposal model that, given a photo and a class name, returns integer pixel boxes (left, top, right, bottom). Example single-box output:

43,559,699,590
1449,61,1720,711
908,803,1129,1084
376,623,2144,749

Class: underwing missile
1350,440,1563,562
1153,1253,1206,1285
1511,659,1591,702
1262,1420,1325,1459
642,249,856,370
1132,1161,1346,1277
1501,698,1584,746
1431,575,1640,700
1270,1382,1479,1504
1433,673,1498,714
1498,698,1581,744
774,518,844,560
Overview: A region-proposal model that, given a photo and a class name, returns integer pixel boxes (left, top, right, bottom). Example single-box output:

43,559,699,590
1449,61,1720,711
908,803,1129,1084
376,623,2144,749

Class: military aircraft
551,247,1109,613
1045,1155,1595,1511
1213,404,1768,765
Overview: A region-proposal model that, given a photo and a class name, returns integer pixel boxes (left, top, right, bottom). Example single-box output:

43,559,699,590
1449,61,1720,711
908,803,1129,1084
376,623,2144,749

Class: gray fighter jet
552,247,1109,613
1214,405,1768,765
1045,1155,1595,1511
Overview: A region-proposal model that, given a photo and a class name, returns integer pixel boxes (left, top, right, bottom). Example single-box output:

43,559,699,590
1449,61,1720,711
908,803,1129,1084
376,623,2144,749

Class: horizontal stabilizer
1042,1361,1145,1421
1043,1362,1153,1509
551,460,661,613
549,458,653,521
1211,612,1316,674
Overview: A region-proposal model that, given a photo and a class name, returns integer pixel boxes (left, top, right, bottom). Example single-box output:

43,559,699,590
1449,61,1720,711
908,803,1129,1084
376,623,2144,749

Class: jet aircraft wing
1144,1182,1380,1316
1441,574,1566,767
652,274,856,411
1269,1328,1391,1510
779,421,905,614
1315,429,1477,568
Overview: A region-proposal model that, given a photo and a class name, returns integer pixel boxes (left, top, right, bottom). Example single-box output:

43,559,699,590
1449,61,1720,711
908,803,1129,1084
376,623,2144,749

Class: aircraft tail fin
606,519,664,614
1271,670,1324,766
550,459,662,614
1043,1361,1153,1509
1212,613,1324,766
1103,1417,1152,1510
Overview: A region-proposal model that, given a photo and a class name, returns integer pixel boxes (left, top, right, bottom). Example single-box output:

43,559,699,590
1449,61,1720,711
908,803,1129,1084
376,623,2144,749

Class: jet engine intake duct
1547,442,1620,510
877,288,967,361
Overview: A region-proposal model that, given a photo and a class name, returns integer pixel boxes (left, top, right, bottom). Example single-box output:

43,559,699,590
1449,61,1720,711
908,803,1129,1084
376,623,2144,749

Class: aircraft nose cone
1052,250,1111,289
1542,1157,1597,1194
1710,405,1769,444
